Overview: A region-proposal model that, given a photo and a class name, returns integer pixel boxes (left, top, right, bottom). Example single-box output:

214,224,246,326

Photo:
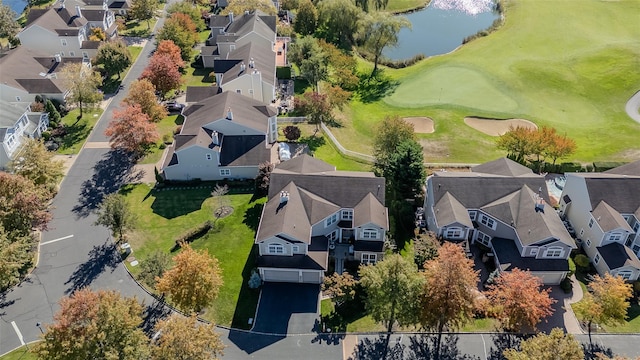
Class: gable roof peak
472,157,534,177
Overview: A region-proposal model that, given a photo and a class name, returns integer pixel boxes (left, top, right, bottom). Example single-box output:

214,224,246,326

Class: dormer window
268,243,284,254
362,228,378,240
544,246,564,258
341,210,353,221
608,233,623,242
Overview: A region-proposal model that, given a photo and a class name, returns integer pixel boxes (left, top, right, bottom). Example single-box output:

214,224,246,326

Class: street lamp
36,322,44,334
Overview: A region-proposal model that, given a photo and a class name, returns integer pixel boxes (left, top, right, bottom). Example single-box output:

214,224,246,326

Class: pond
5,0,27,15
382,0,501,61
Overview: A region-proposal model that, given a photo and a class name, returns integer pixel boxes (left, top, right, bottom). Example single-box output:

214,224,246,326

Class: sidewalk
563,274,585,334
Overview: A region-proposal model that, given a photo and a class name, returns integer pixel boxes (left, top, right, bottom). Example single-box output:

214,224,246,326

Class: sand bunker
404,117,435,134
464,117,538,136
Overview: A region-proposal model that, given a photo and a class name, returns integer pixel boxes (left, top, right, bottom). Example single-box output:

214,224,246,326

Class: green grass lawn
337,0,640,164
56,108,103,155
0,346,36,360
101,46,143,94
123,184,265,328
602,302,640,333
386,0,429,13
139,114,184,165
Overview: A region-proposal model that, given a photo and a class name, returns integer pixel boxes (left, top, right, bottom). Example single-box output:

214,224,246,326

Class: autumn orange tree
485,268,555,332
496,125,577,168
151,314,224,360
156,243,224,313
155,39,186,69
322,271,358,308
140,53,183,98
573,273,633,348
122,79,168,122
295,91,332,131
105,104,159,155
503,328,584,360
420,242,480,360
156,12,198,62
34,288,149,360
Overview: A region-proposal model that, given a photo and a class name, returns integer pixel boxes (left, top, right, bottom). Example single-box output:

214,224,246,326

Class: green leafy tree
357,11,411,76
574,273,633,348
151,314,224,360
372,115,416,177
0,172,52,235
420,242,480,360
94,193,137,243
34,289,150,360
289,36,328,91
138,250,172,288
0,226,35,291
359,254,423,357
0,4,20,39
293,0,318,36
319,39,359,90
317,0,362,47
322,272,358,308
166,1,206,31
45,100,61,127
295,91,332,130
8,138,64,192
95,40,132,79
413,231,439,268
130,0,159,30
504,328,584,360
386,139,425,201
60,63,103,119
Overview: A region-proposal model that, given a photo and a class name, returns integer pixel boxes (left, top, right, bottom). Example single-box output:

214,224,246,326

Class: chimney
75,5,82,18
228,12,233,23
59,0,65,9
240,62,245,72
212,131,219,145
226,107,233,120
280,191,289,204
249,57,254,68
54,54,62,63
244,10,250,15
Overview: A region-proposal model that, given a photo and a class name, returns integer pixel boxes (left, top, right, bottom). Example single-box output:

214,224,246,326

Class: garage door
262,269,299,282
302,271,321,284
533,271,565,285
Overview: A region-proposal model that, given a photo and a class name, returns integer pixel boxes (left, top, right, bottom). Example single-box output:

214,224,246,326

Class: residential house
0,101,49,169
424,158,577,285
559,161,640,281
255,155,388,284
161,91,279,181
201,11,277,103
0,47,79,104
18,0,116,61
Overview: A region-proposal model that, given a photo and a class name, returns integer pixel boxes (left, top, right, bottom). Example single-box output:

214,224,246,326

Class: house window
292,245,299,253
445,227,462,238
248,89,254,94
480,214,496,229
468,210,477,221
361,253,377,265
341,209,353,221
15,96,21,102
82,51,89,59
586,238,591,248
325,213,338,227
270,121,277,132
69,51,75,56
60,51,65,56
633,222,640,233
589,218,594,228
617,270,632,280
608,233,623,242
362,228,378,240
219,169,230,176
236,89,242,94
633,244,640,254
476,232,491,246
61,39,67,46
206,154,212,160
268,243,284,254
327,230,338,242
544,246,564,258
530,247,539,256
594,253,600,264
580,228,584,236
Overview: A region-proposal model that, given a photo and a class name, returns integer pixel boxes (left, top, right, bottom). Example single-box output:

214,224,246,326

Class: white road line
40,235,74,246
480,334,488,360
11,321,25,346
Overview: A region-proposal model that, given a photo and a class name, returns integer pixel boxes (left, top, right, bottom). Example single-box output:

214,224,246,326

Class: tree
574,254,590,270
0,226,35,291
372,115,416,177
130,0,159,30
317,0,362,47
155,39,186,68
88,27,106,41
0,172,51,235
485,268,555,332
322,272,358,308
255,161,274,196
504,328,584,360
151,314,224,360
95,40,132,79
140,54,184,96
0,4,20,39
156,243,224,313
413,231,439,268
137,250,172,288
8,138,64,192
357,12,411,76
211,184,230,223
359,254,423,357
60,63,103,118
496,126,536,164
293,0,318,36
295,91,331,130
45,99,61,127
105,104,159,154
386,139,425,200
420,242,480,360
283,125,301,141
289,36,328,91
34,289,150,360
574,273,633,348
220,0,277,16
157,12,198,61
166,1,206,31
319,39,359,90
543,129,577,165
122,79,168,122
325,84,351,110
94,193,137,243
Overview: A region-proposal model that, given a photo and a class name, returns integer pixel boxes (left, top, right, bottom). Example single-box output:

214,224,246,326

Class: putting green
384,66,519,112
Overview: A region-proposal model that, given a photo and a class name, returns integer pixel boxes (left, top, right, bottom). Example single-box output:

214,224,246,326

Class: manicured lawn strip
56,108,103,155
123,184,265,327
386,0,429,13
602,303,640,333
0,346,36,360
139,114,183,165
338,0,640,163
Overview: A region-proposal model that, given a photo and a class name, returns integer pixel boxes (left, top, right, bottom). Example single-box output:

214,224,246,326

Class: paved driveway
252,283,320,335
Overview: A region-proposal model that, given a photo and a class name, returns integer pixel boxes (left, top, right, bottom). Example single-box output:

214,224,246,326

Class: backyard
328,0,640,164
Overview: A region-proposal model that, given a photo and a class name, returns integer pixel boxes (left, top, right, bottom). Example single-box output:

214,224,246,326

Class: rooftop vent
279,191,290,204
226,107,233,120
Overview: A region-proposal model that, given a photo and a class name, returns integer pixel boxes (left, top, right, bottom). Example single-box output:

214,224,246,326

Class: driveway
252,283,320,335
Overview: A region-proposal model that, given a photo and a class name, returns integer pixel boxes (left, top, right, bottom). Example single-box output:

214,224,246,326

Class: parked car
164,101,185,113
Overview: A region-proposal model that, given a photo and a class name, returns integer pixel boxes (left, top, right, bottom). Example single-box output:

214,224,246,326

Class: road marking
41,235,74,246
11,321,25,346
83,142,111,149
480,334,488,360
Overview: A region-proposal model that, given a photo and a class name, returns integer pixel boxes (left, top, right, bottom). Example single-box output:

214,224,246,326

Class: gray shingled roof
0,47,77,94
0,101,29,128
298,187,340,224
591,201,633,232
274,154,336,174
434,191,473,228
220,41,276,86
225,10,276,37
604,160,640,176
219,135,270,166
256,236,328,270
353,193,388,230
492,237,570,272
598,242,640,270
185,86,221,103
471,157,533,177
25,5,87,29
583,176,640,213
256,181,312,243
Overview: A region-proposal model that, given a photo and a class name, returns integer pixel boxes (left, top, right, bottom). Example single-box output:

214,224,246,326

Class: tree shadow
230,245,259,330
488,333,524,360
227,330,285,354
150,187,211,219
298,135,326,153
242,203,264,233
73,149,138,218
583,343,614,360
64,239,121,294
406,334,481,360
141,296,173,336
348,334,406,360
355,70,400,103
0,293,17,316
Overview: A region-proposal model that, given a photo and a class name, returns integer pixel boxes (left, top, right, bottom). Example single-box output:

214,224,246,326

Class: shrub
593,161,627,172
137,250,172,288
282,125,301,141
173,220,213,248
560,277,572,293
462,18,503,44
585,164,594,172
174,125,182,135
568,257,576,277
574,254,590,270
276,66,292,80
248,271,263,289
41,131,52,141
159,143,166,150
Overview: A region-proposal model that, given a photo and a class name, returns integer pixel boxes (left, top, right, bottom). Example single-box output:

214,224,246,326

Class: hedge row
174,220,213,248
